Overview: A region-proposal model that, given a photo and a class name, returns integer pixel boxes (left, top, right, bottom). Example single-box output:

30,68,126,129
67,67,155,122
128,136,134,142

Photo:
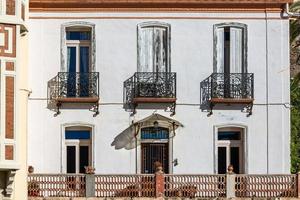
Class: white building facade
28,0,292,175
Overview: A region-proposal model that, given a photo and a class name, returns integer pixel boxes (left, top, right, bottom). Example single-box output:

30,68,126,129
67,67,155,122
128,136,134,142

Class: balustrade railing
28,174,86,197
235,174,298,197
124,72,176,105
95,174,155,197
164,174,226,198
47,72,99,101
28,173,300,198
201,73,254,104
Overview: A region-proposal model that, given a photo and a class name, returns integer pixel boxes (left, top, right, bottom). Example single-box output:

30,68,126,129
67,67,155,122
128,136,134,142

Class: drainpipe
265,8,270,174
285,3,300,18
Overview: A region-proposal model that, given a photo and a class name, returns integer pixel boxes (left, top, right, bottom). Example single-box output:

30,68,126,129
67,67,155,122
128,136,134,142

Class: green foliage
290,2,300,44
290,1,300,173
291,74,300,173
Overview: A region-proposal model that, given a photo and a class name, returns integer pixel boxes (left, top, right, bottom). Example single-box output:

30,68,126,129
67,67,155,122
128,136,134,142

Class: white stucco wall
27,11,290,174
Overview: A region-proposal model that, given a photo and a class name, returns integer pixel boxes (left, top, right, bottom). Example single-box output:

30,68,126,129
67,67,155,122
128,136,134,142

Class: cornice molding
29,0,293,12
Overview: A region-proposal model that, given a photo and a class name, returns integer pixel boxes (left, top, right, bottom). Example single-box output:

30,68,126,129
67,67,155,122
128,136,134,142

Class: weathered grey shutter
153,28,167,72
138,26,168,73
230,27,243,73
138,27,154,72
216,28,224,73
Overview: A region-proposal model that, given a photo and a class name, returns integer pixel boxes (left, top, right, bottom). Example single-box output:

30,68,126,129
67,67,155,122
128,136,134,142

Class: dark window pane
224,28,230,41
230,147,240,174
79,47,90,97
67,47,76,73
79,146,89,174
67,146,76,173
141,127,169,139
224,27,231,98
67,47,77,97
218,147,226,174
80,47,89,73
65,130,90,139
218,131,241,140
66,31,91,40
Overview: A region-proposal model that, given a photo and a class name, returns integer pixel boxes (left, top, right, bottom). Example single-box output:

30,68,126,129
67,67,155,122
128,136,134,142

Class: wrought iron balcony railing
47,72,100,116
201,73,254,104
123,72,176,105
48,72,99,101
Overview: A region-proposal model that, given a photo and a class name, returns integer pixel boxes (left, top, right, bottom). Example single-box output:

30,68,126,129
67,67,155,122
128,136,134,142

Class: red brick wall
5,76,14,139
6,62,14,71
6,0,16,15
0,24,16,58
5,145,14,160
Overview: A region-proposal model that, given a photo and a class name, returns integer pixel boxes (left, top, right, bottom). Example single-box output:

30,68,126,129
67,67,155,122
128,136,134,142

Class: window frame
61,22,95,73
136,124,174,174
213,23,248,74
65,139,91,174
217,134,244,174
137,21,171,73
214,125,248,174
61,123,94,173
66,28,92,73
66,40,91,73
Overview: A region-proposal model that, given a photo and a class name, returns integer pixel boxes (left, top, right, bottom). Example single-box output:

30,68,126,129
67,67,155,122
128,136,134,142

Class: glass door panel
79,47,90,97
67,47,77,97
230,147,240,174
67,146,76,173
218,147,227,174
79,146,89,173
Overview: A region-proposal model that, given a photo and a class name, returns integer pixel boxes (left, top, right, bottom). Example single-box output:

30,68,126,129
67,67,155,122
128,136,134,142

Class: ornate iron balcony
47,72,99,116
124,72,176,105
201,73,254,115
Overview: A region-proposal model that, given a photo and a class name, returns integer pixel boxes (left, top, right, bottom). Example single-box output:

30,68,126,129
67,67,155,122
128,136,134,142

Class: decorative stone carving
85,166,95,174
227,164,234,174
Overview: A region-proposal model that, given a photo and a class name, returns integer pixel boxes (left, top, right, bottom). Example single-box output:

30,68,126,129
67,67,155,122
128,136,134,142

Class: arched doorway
64,126,92,174
216,127,245,174
140,127,169,174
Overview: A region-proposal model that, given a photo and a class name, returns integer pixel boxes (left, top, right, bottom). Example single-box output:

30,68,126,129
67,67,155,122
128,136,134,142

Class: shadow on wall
111,126,137,150
111,113,184,150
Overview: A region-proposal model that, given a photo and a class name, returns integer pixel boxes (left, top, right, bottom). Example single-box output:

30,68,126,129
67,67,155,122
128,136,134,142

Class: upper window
137,22,170,73
66,31,91,40
61,22,95,73
141,127,169,140
218,131,241,140
214,23,247,74
65,27,91,74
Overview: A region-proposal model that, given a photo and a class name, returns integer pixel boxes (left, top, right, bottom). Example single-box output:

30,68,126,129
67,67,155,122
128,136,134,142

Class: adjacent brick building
0,0,28,199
